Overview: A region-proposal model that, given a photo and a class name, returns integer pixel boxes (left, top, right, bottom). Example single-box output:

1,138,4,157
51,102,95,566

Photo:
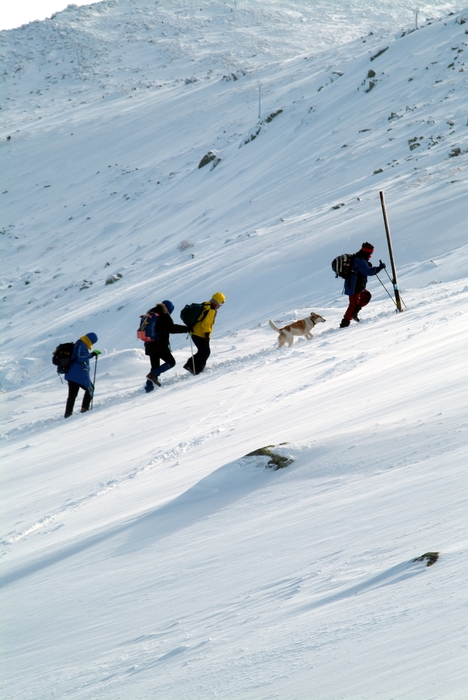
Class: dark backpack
52,342,75,374
332,253,354,279
180,302,209,330
137,312,160,342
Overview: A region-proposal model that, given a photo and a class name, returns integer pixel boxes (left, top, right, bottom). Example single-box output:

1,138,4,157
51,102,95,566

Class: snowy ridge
1,2,468,699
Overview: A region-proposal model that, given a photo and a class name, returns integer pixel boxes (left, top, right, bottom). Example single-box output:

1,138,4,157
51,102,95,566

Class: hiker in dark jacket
340,242,386,327
183,292,225,375
64,332,99,417
145,300,188,392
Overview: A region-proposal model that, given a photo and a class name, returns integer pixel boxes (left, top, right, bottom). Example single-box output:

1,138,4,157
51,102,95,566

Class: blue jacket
64,335,97,388
344,255,381,295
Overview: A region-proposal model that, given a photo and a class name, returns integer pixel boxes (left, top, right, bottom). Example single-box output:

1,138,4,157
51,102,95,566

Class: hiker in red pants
340,243,386,327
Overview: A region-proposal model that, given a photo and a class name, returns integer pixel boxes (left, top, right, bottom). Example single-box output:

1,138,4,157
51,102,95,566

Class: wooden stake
379,191,403,312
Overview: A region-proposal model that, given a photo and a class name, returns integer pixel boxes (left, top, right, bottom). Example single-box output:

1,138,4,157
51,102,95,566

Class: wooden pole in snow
379,191,403,312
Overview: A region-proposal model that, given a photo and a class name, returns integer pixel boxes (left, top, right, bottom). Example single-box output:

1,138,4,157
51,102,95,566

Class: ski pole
376,273,399,309
189,335,196,375
90,354,98,409
383,267,408,309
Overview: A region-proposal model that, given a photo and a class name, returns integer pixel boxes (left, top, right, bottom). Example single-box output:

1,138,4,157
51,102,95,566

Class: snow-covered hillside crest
1,3,468,699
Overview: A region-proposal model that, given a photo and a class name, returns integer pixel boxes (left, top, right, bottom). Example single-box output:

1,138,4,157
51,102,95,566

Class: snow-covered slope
1,2,467,699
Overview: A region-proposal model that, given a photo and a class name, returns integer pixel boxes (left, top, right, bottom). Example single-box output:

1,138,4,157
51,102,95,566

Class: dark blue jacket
144,303,188,356
344,255,381,295
65,335,96,388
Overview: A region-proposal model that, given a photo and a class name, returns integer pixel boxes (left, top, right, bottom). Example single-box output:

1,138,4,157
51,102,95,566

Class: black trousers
147,347,176,376
187,335,211,375
65,380,92,418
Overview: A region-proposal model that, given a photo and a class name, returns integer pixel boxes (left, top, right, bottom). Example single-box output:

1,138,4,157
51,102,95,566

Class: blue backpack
137,312,160,342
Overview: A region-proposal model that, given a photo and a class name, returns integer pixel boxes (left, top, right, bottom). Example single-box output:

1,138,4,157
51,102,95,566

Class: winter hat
211,292,226,306
360,242,374,253
162,300,174,314
86,332,98,344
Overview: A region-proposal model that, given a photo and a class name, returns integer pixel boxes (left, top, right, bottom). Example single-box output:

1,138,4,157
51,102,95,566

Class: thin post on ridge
379,191,403,312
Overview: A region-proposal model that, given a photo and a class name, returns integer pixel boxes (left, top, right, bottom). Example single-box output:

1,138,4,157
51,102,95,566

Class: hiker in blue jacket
145,300,188,392
64,332,99,417
340,242,386,327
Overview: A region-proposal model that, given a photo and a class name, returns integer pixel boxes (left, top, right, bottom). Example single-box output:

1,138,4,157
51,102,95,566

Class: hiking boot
339,319,351,328
146,372,161,387
145,379,155,393
183,362,195,375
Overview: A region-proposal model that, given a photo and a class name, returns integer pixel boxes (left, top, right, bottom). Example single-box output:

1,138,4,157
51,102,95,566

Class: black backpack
52,342,75,374
332,253,354,279
180,302,209,330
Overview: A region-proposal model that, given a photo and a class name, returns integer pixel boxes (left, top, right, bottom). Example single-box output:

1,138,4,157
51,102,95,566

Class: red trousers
343,289,372,321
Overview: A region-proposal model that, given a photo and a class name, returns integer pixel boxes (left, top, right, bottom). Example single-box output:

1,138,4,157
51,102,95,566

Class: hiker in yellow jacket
184,292,225,375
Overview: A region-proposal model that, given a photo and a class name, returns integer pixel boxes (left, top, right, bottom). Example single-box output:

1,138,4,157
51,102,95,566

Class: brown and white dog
269,312,326,348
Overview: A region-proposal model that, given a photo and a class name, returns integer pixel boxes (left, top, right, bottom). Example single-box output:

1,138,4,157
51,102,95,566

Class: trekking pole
189,335,196,375
376,273,399,309
383,267,408,309
379,191,403,312
90,355,98,409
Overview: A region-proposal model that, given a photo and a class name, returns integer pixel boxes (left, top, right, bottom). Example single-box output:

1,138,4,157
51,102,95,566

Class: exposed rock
240,109,283,147
245,445,293,470
370,47,388,61
449,146,467,157
105,273,123,285
413,552,439,567
265,108,283,123
198,150,220,169
178,239,193,251
222,70,245,81
240,125,262,146
408,136,423,150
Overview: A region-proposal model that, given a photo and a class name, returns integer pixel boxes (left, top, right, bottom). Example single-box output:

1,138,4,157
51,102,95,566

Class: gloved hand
377,260,386,272
92,350,101,357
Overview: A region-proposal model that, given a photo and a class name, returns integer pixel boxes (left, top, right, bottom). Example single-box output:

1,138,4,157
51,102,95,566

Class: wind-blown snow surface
1,2,468,698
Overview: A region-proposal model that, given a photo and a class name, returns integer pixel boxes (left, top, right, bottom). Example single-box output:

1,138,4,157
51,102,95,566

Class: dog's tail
268,319,280,333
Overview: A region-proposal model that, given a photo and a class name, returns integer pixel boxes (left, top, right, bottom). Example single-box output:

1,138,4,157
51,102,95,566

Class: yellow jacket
191,302,217,338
